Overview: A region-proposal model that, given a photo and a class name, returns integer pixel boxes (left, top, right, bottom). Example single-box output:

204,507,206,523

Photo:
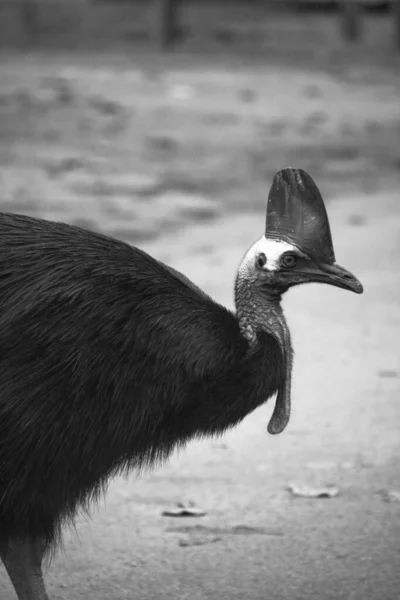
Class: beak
299,261,364,294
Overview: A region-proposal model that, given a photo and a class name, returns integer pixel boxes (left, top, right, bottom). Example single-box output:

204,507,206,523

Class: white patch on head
243,237,298,272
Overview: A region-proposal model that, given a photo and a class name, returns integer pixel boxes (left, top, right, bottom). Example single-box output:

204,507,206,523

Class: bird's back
0,212,251,457
0,212,242,378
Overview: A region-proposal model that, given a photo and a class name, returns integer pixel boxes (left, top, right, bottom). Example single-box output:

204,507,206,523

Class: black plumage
0,212,283,549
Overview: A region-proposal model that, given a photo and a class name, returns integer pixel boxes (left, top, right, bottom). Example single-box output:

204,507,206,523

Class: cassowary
0,168,363,600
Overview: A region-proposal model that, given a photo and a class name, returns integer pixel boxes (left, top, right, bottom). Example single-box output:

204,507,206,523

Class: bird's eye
256,253,267,268
281,253,297,268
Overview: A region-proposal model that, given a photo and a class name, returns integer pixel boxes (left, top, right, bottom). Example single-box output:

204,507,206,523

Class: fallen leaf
288,483,339,499
162,502,206,518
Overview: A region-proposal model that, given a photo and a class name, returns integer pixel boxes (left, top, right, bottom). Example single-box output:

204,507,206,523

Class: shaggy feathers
0,212,284,553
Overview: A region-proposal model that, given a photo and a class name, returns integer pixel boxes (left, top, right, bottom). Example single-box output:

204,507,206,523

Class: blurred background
0,1,400,600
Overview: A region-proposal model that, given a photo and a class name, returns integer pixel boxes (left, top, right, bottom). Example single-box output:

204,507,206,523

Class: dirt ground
0,9,400,600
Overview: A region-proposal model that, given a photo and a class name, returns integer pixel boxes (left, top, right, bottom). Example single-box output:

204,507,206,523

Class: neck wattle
234,274,293,435
234,274,283,343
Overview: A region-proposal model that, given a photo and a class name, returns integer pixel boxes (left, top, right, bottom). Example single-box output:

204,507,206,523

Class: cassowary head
240,167,363,298
235,167,363,436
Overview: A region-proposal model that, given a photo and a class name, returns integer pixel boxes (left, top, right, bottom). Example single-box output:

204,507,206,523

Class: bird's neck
234,271,293,434
234,273,285,348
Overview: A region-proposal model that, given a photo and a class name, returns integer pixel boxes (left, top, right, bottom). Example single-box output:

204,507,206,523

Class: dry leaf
162,502,206,518
288,483,339,499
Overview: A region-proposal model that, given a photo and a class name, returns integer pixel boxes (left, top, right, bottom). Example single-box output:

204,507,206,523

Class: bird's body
0,211,284,552
0,168,363,600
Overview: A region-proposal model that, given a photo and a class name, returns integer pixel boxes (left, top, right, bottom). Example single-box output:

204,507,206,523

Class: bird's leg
0,536,49,600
